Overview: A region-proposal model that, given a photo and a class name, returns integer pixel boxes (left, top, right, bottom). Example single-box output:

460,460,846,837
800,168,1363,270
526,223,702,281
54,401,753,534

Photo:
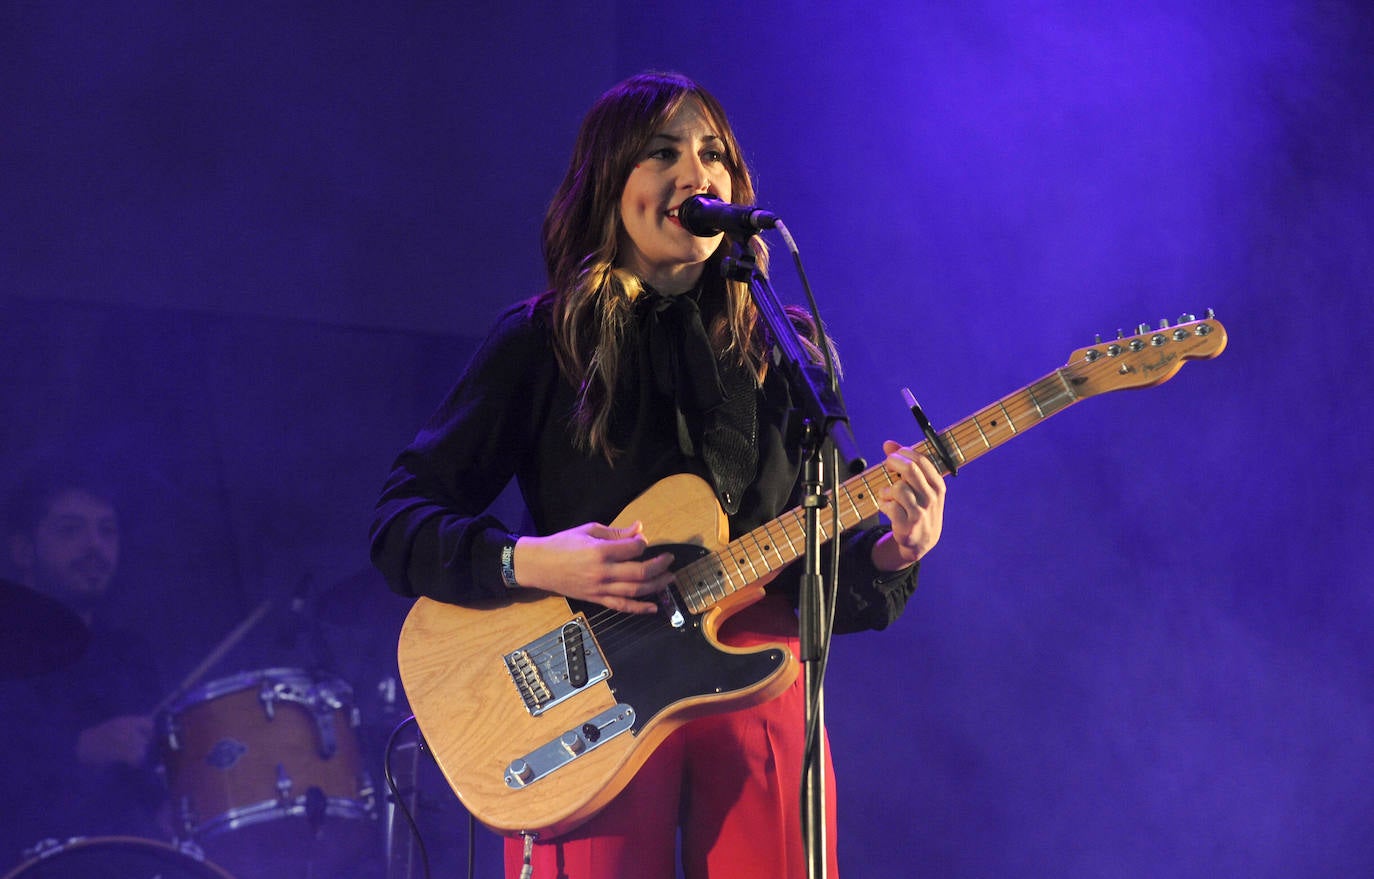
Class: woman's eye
647,147,677,161
703,149,726,164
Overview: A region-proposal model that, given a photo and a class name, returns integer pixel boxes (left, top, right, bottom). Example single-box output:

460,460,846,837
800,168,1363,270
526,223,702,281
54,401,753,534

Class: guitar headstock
1063,311,1228,396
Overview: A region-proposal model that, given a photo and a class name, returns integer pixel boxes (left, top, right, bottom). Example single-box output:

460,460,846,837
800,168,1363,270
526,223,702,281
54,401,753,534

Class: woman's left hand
872,439,947,570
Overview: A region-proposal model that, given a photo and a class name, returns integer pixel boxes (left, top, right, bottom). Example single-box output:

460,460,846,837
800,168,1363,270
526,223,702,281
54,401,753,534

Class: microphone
678,194,778,238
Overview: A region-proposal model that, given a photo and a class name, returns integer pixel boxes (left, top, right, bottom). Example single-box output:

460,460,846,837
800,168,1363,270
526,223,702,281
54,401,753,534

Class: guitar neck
676,368,1080,614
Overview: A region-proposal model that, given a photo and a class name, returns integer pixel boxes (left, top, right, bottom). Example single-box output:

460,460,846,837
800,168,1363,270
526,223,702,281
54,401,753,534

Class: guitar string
536,332,1205,667
511,410,1025,674
512,485,890,678
505,332,1205,710
509,334,1194,692
513,358,1124,681
510,422,998,676
531,350,1118,667
514,555,730,677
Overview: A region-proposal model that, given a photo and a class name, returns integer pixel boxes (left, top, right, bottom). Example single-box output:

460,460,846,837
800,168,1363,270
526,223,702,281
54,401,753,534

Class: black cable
467,810,476,879
776,221,846,865
383,714,431,879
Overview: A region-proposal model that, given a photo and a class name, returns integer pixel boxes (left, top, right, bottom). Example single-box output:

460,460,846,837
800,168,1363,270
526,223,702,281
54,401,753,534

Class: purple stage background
3,3,1371,877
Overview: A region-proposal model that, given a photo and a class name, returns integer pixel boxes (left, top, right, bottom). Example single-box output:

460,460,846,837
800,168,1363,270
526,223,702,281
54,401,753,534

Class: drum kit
2,574,430,879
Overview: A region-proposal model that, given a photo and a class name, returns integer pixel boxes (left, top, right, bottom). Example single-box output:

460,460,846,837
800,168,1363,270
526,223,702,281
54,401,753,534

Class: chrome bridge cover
503,615,610,716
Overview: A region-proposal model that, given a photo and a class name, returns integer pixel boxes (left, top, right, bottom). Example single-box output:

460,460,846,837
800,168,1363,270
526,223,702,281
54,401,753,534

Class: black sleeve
768,519,921,634
369,303,554,605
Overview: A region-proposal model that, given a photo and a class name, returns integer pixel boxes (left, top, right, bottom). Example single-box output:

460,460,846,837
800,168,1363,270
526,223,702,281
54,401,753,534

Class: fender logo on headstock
1143,351,1178,374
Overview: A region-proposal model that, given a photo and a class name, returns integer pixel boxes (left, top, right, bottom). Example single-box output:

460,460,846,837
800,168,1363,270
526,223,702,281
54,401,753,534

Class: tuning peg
1206,307,1216,319
1136,322,1150,335
1178,312,1196,323
1158,318,1169,329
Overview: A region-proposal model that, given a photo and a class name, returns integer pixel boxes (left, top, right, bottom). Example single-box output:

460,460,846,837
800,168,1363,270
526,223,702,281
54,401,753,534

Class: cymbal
1,578,90,680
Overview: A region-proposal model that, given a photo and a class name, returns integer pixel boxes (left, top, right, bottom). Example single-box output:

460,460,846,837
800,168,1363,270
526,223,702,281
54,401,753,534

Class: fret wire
996,401,1018,433
716,560,738,599
777,511,800,558
743,531,772,573
849,471,880,519
1030,375,1070,412
970,414,992,448
952,422,982,456
857,469,879,519
943,430,967,464
685,577,709,613
727,542,758,585
702,555,728,603
680,559,711,611
1053,369,1078,403
838,480,863,525
781,510,801,548
685,369,1097,614
813,514,832,541
695,562,722,611
758,519,786,568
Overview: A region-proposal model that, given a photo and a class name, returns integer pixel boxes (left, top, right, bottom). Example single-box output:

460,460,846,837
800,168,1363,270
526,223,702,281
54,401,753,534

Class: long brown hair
541,71,771,459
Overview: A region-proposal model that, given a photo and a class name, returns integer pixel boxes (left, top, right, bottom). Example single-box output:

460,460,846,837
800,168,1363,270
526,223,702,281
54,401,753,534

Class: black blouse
370,294,919,634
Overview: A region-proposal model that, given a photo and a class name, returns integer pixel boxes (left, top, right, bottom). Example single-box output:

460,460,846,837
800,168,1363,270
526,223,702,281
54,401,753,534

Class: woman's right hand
511,521,675,614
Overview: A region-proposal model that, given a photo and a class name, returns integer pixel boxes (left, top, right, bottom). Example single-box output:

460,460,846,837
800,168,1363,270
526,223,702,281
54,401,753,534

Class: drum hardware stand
303,785,329,836
151,597,275,716
172,836,212,863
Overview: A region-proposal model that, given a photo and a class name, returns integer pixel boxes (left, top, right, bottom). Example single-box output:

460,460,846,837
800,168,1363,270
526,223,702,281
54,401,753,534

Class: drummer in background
0,461,166,863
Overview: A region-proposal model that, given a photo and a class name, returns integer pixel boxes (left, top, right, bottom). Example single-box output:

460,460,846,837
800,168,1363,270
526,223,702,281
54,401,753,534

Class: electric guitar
397,313,1228,839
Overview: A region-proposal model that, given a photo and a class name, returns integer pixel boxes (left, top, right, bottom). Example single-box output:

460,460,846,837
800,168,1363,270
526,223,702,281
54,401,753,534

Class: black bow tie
640,288,727,413
636,287,758,516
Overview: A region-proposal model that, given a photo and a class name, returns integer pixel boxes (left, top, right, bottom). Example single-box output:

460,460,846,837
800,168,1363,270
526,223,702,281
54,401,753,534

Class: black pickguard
568,543,787,734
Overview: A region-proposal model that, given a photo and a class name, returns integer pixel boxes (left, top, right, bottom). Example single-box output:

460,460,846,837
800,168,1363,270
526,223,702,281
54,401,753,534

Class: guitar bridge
503,615,610,717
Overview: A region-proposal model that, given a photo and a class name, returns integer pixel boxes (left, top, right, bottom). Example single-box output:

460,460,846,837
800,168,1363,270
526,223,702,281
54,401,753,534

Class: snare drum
159,668,377,876
1,836,235,878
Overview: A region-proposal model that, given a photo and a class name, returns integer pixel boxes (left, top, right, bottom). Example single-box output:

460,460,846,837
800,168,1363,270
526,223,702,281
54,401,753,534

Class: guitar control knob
508,759,535,786
561,731,586,756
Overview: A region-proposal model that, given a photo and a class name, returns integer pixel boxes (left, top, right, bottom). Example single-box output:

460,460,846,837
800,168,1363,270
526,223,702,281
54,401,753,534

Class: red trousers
503,594,840,879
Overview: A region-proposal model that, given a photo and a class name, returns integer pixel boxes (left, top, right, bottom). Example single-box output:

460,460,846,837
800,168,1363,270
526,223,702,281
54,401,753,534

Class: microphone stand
720,238,862,879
